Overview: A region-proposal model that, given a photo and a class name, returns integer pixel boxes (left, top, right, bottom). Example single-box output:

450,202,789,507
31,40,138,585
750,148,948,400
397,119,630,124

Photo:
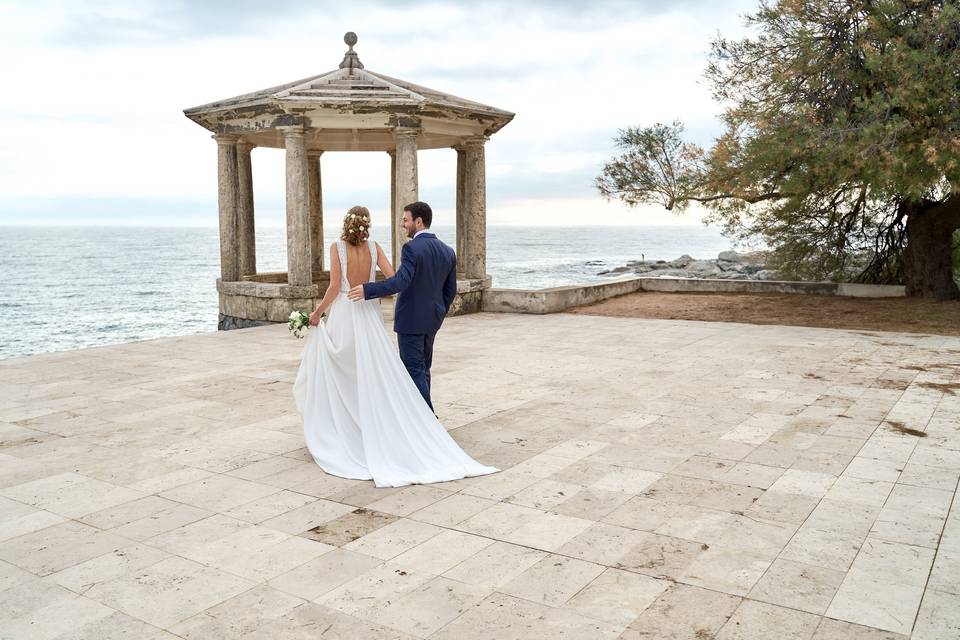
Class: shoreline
598,250,777,281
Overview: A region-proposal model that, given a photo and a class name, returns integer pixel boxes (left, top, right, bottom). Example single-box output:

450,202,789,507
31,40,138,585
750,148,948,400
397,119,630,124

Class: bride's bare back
308,238,396,324
342,241,373,287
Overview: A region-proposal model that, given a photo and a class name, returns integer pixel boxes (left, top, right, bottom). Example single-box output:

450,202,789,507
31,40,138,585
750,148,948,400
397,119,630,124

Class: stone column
284,128,312,286
307,150,324,274
392,128,419,268
236,141,256,277
461,136,487,279
214,134,240,282
388,150,397,265
454,145,466,270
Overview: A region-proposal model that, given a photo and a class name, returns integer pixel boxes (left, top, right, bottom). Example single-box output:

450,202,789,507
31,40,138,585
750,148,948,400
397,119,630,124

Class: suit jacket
363,232,457,335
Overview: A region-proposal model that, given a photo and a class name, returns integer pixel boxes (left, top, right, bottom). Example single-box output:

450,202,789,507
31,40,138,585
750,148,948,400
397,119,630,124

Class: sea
0,224,734,360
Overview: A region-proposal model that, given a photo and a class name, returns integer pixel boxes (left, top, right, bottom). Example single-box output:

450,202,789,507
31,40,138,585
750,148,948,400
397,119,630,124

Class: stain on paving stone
300,508,397,546
885,421,928,437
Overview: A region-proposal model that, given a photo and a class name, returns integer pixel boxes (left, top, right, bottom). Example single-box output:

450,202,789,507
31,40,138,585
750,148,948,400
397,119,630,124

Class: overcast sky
0,0,757,227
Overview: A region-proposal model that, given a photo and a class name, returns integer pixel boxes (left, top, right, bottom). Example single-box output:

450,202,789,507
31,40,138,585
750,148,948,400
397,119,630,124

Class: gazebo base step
216,276,492,329
217,314,276,331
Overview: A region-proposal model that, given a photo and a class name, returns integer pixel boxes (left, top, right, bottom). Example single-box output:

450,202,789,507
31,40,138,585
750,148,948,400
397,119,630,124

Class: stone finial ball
344,32,358,47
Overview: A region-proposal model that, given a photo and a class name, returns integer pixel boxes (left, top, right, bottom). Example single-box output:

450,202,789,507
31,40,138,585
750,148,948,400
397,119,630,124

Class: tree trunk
902,195,960,300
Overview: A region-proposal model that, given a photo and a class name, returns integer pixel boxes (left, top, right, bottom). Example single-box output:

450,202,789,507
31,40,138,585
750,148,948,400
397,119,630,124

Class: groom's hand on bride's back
347,284,366,301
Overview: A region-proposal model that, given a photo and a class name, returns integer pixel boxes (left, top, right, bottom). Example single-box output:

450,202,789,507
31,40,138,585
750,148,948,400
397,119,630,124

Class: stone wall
483,278,645,314
448,276,491,316
482,276,906,315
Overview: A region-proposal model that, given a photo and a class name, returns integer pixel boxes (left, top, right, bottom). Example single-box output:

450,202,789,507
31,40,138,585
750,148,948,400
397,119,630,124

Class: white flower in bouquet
288,310,310,338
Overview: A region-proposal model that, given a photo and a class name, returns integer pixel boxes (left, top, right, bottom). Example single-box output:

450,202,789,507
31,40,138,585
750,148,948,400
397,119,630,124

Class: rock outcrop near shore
599,251,777,280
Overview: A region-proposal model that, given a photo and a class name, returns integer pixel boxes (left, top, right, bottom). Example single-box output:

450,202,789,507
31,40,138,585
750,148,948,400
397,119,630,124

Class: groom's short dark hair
404,201,432,228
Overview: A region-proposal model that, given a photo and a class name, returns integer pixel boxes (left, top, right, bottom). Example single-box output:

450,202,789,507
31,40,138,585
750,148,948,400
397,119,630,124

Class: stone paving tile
157,474,281,512
614,531,707,580
168,584,306,639
0,502,67,543
389,529,495,575
110,501,212,541
180,524,335,582
1,314,958,638
912,588,960,640
557,522,651,566
370,575,492,638
811,618,907,639
442,540,548,589
564,567,668,626
268,547,383,600
0,558,34,593
622,582,741,639
716,599,821,639
429,592,624,639
82,555,256,628
0,472,146,519
48,543,171,594
144,513,251,556
259,497,355,534
826,569,927,635
499,553,606,606
245,600,421,640
679,544,775,596
407,492,497,527
315,561,436,620
0,585,117,640
748,558,846,615
342,518,443,560
0,521,128,576
54,610,181,639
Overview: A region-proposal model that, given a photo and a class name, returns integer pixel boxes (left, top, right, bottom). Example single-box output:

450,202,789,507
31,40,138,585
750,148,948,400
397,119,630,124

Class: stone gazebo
183,33,514,329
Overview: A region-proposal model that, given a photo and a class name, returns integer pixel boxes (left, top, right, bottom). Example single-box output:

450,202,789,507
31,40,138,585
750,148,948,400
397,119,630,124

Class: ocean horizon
0,224,738,360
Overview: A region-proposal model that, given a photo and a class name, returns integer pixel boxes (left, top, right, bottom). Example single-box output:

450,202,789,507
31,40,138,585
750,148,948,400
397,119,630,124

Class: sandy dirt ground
569,291,960,336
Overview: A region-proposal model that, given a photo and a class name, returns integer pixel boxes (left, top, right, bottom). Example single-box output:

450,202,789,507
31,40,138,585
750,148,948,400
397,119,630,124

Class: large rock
718,250,745,262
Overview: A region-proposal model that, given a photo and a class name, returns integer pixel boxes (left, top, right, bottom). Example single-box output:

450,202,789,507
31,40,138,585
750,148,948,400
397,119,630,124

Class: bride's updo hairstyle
341,206,371,246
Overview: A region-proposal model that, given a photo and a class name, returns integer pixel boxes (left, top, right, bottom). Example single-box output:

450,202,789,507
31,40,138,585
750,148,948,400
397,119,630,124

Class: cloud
0,0,757,225
36,1,731,47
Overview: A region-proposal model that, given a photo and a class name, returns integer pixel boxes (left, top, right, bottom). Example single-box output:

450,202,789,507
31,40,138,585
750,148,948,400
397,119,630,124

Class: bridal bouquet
288,310,310,338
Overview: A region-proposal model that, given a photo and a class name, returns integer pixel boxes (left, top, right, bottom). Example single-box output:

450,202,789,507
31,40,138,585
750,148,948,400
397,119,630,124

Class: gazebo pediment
184,57,513,151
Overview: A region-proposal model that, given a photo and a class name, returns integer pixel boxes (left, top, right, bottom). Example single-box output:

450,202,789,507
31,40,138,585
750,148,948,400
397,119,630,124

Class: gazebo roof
183,33,514,151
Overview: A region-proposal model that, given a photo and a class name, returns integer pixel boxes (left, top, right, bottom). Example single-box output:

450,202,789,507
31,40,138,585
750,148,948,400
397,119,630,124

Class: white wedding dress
293,240,499,488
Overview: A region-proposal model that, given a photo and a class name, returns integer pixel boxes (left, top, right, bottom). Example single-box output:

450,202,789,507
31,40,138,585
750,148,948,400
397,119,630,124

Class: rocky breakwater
599,251,778,280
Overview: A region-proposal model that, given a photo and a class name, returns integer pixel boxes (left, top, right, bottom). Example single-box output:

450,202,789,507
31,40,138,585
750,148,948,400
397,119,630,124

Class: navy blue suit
363,232,457,411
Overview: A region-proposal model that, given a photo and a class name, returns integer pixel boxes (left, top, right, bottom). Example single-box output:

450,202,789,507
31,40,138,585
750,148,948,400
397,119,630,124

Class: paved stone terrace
0,310,958,639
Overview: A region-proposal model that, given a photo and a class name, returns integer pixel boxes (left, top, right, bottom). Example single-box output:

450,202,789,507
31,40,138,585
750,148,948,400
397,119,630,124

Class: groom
348,201,457,412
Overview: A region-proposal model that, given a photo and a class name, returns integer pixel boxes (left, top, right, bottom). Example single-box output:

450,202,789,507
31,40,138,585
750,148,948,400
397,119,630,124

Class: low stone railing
481,276,905,315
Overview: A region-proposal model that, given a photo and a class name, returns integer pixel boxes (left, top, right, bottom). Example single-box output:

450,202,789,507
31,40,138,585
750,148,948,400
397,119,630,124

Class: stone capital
236,141,256,153
460,135,489,148
213,133,240,145
279,126,306,138
392,126,421,140
307,149,324,158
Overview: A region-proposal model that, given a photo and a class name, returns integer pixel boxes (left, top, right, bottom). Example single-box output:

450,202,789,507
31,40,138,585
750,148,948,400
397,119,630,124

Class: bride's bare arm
375,242,396,278
310,243,340,323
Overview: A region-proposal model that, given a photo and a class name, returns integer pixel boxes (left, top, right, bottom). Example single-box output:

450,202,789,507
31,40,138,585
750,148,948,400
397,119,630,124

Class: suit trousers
397,333,436,412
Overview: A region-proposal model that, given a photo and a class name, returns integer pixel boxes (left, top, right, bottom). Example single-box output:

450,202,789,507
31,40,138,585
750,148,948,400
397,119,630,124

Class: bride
293,206,498,488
